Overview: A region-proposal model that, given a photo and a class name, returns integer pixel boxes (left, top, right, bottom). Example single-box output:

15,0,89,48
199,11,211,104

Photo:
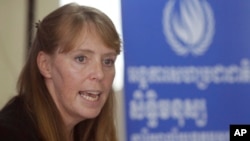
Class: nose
89,60,104,81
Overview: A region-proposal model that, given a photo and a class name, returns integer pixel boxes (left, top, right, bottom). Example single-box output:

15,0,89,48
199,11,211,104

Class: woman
0,3,121,141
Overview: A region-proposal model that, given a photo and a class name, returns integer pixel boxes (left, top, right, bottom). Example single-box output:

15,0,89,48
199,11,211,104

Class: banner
122,0,250,141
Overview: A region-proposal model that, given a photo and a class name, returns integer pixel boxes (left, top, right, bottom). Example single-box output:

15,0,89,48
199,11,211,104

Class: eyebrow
73,49,117,56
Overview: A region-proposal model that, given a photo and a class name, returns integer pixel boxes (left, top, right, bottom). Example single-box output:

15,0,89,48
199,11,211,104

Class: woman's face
44,30,117,126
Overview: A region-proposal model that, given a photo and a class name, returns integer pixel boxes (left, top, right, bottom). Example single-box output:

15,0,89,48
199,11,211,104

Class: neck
65,125,74,141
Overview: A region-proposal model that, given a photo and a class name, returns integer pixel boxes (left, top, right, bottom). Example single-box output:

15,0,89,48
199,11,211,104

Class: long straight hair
17,3,121,141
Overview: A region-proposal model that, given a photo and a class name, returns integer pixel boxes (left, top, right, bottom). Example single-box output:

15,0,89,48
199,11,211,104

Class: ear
37,51,52,78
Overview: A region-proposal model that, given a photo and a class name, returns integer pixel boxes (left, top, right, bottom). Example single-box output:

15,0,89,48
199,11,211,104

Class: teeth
79,91,100,102
81,94,99,102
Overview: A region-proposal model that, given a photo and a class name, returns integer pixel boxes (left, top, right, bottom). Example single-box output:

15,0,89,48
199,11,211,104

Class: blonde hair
17,3,121,141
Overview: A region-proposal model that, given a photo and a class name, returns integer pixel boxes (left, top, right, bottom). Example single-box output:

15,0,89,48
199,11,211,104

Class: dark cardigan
0,96,41,141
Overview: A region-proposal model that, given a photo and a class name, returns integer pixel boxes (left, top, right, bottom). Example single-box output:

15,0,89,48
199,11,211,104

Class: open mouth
79,91,101,102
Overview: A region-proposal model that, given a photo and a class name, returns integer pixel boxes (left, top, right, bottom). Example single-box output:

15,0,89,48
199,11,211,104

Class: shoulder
0,121,27,141
0,96,40,141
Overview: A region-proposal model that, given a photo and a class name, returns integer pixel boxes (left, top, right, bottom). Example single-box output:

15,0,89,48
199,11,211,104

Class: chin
81,110,102,120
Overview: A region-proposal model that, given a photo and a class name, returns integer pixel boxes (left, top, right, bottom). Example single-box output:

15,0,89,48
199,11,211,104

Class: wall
0,0,59,108
0,0,26,107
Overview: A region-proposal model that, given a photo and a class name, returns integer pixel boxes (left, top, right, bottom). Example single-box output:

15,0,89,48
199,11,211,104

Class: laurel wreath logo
163,0,215,56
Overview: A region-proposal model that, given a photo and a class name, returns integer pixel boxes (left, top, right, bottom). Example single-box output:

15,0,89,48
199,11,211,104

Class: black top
0,96,41,141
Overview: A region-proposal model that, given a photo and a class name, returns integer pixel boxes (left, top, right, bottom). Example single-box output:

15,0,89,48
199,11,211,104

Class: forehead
58,21,119,54
62,29,116,55
58,24,101,52
75,28,107,49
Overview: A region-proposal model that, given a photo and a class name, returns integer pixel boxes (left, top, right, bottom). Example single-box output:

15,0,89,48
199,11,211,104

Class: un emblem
163,0,215,56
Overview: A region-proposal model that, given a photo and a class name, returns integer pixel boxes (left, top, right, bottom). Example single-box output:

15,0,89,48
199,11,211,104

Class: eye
75,56,86,63
103,58,115,67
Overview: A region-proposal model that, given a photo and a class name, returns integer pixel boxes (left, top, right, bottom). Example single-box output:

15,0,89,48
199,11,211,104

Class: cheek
52,63,81,90
52,70,84,101
103,70,115,86
64,69,86,86
57,60,86,81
